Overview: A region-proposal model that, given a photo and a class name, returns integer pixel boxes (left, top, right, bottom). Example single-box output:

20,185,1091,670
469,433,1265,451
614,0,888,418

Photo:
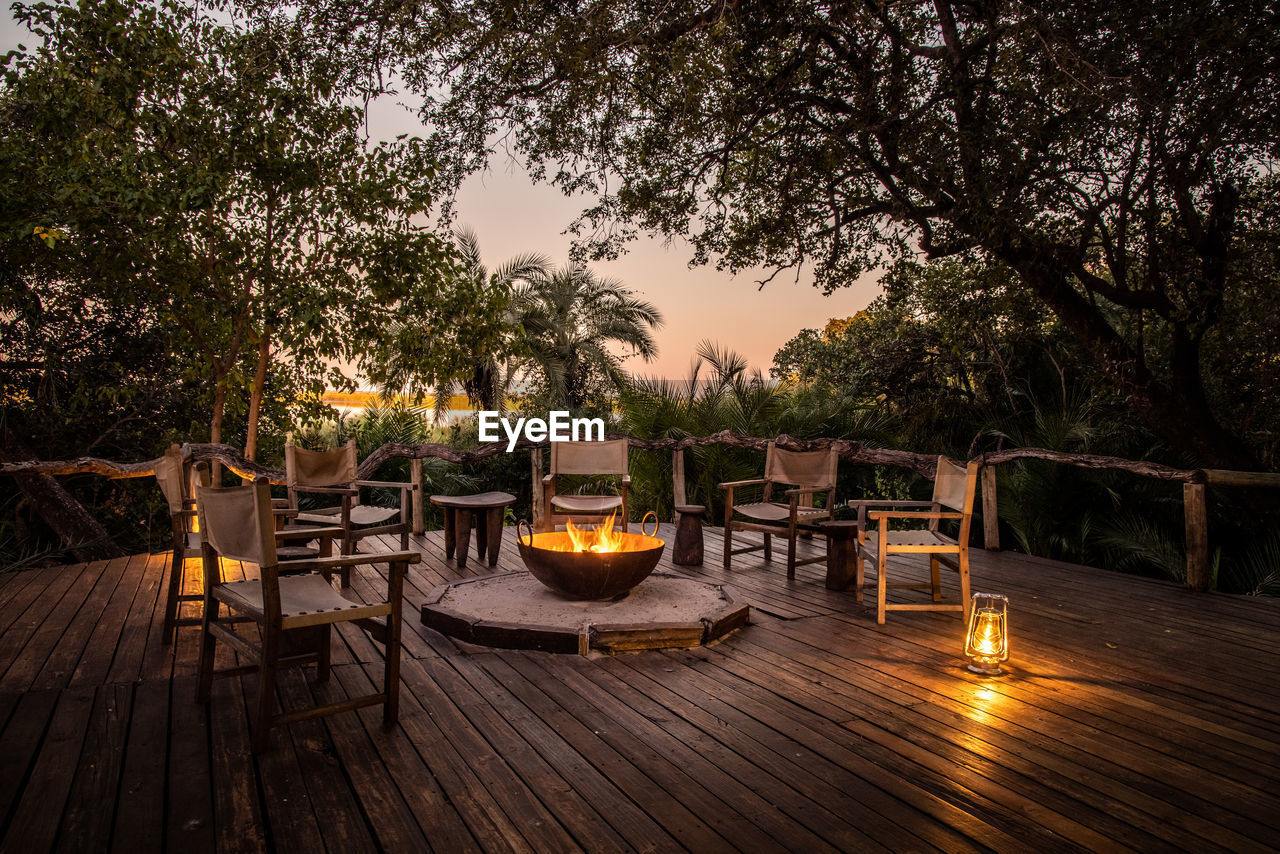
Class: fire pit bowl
517,517,665,600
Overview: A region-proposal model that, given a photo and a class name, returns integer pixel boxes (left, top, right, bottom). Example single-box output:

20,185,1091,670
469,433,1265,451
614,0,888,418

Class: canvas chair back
153,444,191,514
764,444,837,488
550,439,629,476
286,440,359,489
195,478,278,568
930,456,980,539
933,457,971,512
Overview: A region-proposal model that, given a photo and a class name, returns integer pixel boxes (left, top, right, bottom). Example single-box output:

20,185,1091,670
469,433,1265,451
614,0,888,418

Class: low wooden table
431,492,517,568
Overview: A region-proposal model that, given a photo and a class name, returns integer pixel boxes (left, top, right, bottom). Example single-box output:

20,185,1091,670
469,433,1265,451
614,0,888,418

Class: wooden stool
817,520,861,592
431,492,517,568
673,504,705,566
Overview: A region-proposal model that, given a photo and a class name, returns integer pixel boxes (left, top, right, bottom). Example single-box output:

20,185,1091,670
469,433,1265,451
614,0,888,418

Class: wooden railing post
981,464,1000,551
1184,478,1210,592
410,457,425,535
672,448,687,522
531,445,545,530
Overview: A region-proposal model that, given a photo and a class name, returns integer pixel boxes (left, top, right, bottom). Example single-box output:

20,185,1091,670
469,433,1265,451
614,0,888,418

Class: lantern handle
641,511,659,537
517,519,534,546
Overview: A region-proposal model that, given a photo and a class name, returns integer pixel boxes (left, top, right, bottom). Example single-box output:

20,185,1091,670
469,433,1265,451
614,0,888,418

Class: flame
564,512,626,553
970,610,1004,657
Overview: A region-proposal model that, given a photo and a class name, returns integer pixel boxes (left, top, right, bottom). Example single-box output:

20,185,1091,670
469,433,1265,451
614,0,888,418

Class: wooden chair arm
868,510,963,521
542,474,556,485
784,485,834,498
718,478,768,491
848,500,934,508
294,485,360,496
278,551,421,571
356,480,418,490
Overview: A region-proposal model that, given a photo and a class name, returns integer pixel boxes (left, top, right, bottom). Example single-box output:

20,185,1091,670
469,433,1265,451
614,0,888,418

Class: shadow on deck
1,524,1278,852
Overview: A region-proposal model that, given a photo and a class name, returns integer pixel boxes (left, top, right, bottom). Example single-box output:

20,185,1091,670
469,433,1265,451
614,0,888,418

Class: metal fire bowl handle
641,511,659,537
517,518,534,546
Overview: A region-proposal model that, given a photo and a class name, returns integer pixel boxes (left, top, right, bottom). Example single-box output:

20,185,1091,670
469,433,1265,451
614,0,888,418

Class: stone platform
420,570,750,654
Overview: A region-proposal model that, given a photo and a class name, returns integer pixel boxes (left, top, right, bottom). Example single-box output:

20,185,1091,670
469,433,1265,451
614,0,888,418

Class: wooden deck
1,523,1278,853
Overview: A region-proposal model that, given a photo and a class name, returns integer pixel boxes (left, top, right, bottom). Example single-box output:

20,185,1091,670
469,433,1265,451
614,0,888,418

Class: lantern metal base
966,659,1005,675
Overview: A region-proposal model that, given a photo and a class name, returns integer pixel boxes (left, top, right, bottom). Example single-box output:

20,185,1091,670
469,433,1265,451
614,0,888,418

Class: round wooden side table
430,492,517,568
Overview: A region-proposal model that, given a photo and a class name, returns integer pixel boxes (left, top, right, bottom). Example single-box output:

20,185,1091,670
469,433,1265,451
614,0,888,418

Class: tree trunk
1,432,125,563
209,373,229,483
245,328,270,462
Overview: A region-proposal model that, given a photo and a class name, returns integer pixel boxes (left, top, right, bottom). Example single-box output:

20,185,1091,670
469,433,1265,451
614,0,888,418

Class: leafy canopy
277,0,1280,467
1,0,508,450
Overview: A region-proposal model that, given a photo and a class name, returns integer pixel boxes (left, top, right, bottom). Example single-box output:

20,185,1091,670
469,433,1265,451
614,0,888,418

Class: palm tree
511,264,663,411
376,227,551,422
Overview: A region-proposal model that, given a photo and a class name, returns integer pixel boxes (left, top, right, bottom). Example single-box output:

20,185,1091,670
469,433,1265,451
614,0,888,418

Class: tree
1,0,507,460
511,264,663,412
369,226,550,422
283,0,1280,468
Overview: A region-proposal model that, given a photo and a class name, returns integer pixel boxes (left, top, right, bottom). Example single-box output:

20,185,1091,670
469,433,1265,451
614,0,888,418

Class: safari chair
851,456,979,625
285,440,415,571
154,444,206,644
719,442,838,577
155,447,337,644
540,439,630,532
194,476,419,753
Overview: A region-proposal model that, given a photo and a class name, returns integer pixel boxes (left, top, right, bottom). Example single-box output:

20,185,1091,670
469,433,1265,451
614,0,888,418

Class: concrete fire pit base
420,570,750,654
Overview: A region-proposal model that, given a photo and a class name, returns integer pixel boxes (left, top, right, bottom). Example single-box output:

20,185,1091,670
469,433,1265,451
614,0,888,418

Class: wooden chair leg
959,551,972,622
383,566,405,728
723,522,733,569
163,548,184,645
340,564,352,588
786,520,798,578
317,625,332,683
195,597,218,703
252,626,281,754
876,526,888,625
854,551,865,604
763,532,772,562
930,556,942,602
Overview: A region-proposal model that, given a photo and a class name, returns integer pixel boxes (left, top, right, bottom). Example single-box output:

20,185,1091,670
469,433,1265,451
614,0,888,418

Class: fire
564,512,626,553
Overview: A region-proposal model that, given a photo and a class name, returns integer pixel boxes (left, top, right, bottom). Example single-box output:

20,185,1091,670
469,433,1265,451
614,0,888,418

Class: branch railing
5,432,1277,592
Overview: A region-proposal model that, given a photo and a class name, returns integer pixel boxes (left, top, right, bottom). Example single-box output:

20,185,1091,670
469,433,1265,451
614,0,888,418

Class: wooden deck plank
0,524,1277,853
0,561,108,690
56,682,132,853
2,686,95,851
411,653,657,854
514,650,850,853
111,680,169,853
0,690,59,835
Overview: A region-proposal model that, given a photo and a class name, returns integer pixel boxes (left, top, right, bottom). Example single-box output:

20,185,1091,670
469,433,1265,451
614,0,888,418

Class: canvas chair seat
549,494,623,514
213,574,391,629
734,501,828,523
296,504,401,528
